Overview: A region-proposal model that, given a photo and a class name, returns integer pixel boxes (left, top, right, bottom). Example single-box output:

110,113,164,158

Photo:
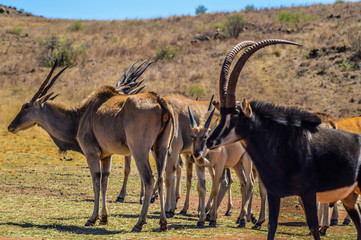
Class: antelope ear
212,100,221,111
241,99,252,118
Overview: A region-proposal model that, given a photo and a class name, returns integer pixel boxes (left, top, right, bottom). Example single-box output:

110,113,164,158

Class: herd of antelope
7,39,361,240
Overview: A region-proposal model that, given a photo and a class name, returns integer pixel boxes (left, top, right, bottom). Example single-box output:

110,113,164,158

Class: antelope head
188,96,216,161
206,39,302,149
8,61,68,133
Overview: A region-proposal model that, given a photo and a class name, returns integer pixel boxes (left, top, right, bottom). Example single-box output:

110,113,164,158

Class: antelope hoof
209,221,216,227
85,219,97,226
139,199,143,205
237,220,246,228
319,226,328,236
180,210,187,216
115,196,124,203
252,223,262,230
225,210,232,216
236,217,241,224
342,218,351,225
150,197,156,204
160,221,168,231
99,215,108,225
197,221,205,228
330,219,338,226
206,214,211,222
251,214,258,224
131,225,142,232
165,211,174,218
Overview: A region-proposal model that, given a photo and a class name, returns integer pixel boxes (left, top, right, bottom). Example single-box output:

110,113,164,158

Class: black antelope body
207,39,361,240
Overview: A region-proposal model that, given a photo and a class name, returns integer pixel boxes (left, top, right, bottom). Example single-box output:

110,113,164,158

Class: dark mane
250,101,321,132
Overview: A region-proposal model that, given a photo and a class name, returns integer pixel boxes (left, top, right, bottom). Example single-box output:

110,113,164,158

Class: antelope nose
206,140,214,149
193,152,201,159
8,124,15,133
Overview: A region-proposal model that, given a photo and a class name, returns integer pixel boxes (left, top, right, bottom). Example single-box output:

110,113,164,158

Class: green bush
334,0,345,3
340,60,354,71
244,5,255,11
68,21,84,32
277,10,316,27
225,14,246,38
10,27,22,36
187,84,205,98
195,5,207,15
38,35,86,67
155,46,177,60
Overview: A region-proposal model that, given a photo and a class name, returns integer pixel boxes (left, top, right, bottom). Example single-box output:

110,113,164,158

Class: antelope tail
154,96,175,155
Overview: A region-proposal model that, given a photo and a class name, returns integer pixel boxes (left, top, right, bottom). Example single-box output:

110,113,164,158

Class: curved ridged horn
188,106,197,128
219,41,256,108
116,60,138,88
38,65,69,99
204,108,215,129
31,60,58,101
208,95,214,111
226,39,302,108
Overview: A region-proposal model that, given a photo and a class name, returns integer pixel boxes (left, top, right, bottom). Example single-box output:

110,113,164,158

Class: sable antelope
7,61,174,232
206,39,361,240
188,105,267,228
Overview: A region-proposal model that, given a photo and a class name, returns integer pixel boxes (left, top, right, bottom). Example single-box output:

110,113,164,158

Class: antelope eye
23,104,30,109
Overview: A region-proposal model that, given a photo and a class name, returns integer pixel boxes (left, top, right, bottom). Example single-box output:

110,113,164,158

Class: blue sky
2,0,358,20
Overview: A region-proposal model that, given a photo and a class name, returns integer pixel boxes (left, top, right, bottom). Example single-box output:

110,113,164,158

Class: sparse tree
195,5,207,15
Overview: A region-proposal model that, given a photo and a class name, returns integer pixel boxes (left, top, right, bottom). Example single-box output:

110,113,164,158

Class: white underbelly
316,182,357,203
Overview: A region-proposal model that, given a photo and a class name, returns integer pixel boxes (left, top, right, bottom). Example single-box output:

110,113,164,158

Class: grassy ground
0,127,357,239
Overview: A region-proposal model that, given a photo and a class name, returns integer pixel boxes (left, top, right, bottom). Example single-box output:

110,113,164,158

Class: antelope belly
316,182,357,203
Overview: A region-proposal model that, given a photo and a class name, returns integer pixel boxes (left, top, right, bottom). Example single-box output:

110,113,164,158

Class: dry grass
1,1,361,239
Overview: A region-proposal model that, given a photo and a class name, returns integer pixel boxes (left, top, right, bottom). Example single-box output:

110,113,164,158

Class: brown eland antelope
7,61,174,232
188,105,267,228
207,39,361,240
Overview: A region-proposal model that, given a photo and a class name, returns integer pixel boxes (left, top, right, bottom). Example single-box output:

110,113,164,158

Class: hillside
1,1,361,128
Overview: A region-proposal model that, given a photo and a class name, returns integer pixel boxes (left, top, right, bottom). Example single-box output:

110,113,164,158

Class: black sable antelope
206,39,361,240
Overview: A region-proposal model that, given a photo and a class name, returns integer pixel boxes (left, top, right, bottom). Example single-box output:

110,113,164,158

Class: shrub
195,5,207,15
68,21,84,32
347,27,361,56
244,5,255,11
38,35,86,67
340,59,353,71
334,0,345,3
225,14,246,38
155,46,177,60
10,27,22,36
187,84,205,97
277,10,316,27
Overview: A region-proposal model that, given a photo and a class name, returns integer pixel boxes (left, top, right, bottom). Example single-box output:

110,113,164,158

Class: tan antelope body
162,94,226,217
188,107,267,228
8,63,174,232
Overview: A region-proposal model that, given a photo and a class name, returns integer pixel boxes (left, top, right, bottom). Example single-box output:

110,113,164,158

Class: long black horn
188,106,197,128
208,95,214,111
219,41,255,108
204,108,215,129
31,60,58,101
39,65,69,99
226,39,302,108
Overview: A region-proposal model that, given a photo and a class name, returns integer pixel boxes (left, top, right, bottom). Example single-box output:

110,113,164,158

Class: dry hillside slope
1,1,361,127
